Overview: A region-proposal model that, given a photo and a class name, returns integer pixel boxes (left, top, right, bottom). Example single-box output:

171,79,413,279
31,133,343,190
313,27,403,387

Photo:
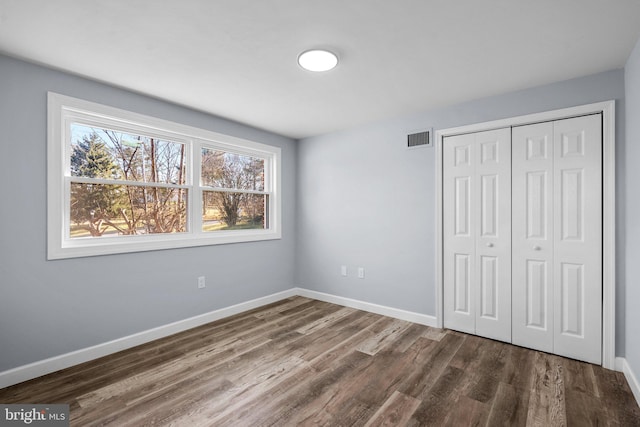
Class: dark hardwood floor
1,296,638,426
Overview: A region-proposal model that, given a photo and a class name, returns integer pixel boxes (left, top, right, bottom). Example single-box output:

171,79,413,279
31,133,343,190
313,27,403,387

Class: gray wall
0,54,297,372
295,70,627,352
624,38,640,378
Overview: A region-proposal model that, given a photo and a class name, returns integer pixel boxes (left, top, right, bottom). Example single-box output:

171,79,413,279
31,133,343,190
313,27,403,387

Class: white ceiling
1,1,640,139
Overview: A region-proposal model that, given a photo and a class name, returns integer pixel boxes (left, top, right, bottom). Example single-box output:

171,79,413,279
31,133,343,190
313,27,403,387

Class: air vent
407,129,433,148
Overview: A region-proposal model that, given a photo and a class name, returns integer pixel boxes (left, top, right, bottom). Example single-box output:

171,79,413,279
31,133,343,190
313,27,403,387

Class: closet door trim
435,100,616,369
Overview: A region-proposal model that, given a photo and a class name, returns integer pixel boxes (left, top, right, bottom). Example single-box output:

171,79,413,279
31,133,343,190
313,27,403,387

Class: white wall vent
407,128,433,148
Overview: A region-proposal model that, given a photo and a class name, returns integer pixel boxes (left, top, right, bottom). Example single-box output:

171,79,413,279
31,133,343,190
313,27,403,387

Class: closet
442,113,603,365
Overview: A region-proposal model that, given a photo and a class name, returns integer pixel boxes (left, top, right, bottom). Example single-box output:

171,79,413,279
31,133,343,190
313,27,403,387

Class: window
48,93,281,259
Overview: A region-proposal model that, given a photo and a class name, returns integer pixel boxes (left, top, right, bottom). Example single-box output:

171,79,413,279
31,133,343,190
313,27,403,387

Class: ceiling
1,1,640,139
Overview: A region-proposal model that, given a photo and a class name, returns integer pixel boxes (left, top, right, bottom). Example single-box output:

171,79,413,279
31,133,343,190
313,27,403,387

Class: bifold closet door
512,122,555,353
512,114,602,364
443,128,511,342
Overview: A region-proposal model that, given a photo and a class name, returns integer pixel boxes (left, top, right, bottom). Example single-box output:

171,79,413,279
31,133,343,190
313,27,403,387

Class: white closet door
474,129,511,342
512,114,602,364
443,133,476,334
512,122,555,353
443,128,511,341
553,115,602,364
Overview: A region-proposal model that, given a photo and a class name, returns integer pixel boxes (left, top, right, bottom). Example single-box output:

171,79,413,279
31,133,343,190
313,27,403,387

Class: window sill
48,229,282,260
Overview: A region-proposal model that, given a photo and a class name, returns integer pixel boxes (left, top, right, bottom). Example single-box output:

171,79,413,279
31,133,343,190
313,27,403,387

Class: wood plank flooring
1,296,638,426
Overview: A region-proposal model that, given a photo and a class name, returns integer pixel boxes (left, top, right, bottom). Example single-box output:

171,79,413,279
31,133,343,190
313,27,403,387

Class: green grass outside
202,220,264,232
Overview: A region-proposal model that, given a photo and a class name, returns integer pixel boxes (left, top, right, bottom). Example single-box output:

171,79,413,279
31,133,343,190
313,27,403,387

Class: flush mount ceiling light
297,49,338,72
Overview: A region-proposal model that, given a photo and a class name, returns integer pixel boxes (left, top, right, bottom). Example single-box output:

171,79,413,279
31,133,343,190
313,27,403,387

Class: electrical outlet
358,267,365,279
341,265,347,276
197,276,206,289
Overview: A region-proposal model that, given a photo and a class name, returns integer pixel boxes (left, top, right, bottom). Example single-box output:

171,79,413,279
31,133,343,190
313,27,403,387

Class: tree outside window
201,148,267,231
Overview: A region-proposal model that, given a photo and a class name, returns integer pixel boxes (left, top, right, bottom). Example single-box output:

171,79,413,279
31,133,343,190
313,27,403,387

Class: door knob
533,245,541,250
486,243,494,247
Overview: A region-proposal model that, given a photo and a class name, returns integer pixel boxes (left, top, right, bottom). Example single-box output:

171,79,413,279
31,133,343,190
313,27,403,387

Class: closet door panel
512,122,554,353
525,260,549,328
553,114,602,364
474,128,511,342
443,133,476,334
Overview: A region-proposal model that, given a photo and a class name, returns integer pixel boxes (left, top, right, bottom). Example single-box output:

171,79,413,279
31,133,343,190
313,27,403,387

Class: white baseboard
617,357,640,406
0,287,438,389
0,288,297,389
295,287,438,327
5,285,632,405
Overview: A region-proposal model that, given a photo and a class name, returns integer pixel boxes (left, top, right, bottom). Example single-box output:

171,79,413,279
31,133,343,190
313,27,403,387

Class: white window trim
48,92,282,260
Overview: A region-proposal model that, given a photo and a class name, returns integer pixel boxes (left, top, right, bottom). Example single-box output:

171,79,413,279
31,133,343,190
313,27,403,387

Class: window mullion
68,176,190,190
191,140,203,234
200,186,268,195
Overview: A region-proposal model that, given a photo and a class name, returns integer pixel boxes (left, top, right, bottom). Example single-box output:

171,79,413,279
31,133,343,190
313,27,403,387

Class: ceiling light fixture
297,49,338,72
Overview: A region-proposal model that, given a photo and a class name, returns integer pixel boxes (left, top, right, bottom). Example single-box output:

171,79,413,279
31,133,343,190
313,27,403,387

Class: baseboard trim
0,287,438,389
295,288,438,327
4,285,634,406
617,357,640,406
0,288,297,389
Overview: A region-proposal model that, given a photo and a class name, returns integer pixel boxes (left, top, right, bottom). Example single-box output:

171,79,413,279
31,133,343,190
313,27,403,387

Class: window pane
70,183,187,238
202,191,268,231
201,148,265,191
70,123,187,184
